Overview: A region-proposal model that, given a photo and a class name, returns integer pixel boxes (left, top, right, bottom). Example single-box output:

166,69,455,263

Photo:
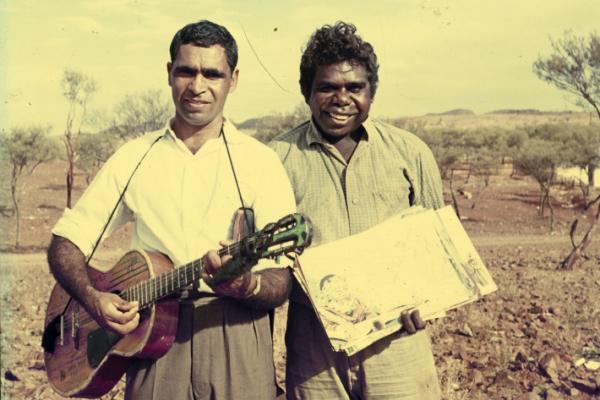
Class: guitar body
42,212,312,398
43,250,179,398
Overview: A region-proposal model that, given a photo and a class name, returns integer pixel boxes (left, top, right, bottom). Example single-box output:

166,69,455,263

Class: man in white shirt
48,20,295,399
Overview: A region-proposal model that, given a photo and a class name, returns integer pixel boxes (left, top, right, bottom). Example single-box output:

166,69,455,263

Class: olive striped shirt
269,117,444,247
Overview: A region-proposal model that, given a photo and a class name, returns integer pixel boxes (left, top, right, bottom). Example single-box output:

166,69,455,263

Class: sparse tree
77,132,120,184
533,31,600,188
61,69,97,208
529,20,600,263
561,124,600,199
513,139,564,230
253,103,311,143
418,128,467,218
469,149,499,209
110,90,172,139
506,128,528,177
1,126,59,248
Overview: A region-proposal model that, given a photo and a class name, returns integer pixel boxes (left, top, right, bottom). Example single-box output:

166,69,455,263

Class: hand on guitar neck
202,240,259,299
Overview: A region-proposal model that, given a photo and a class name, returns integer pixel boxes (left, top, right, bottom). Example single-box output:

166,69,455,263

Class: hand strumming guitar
85,286,140,335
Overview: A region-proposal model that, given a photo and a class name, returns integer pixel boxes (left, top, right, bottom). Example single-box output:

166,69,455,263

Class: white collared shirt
53,119,296,272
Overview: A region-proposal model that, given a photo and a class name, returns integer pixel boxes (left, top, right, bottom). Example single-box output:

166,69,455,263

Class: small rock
538,313,549,322
4,369,20,381
544,388,563,400
529,304,544,314
515,350,528,364
584,359,600,371
514,392,539,400
573,357,586,367
539,353,560,384
570,378,598,395
514,329,526,338
30,360,45,370
523,327,538,338
566,387,579,396
470,369,485,386
457,323,474,337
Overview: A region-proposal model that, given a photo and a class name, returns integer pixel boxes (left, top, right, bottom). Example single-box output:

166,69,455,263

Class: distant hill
485,109,578,115
425,109,475,116
237,117,261,130
386,110,595,130
238,110,596,133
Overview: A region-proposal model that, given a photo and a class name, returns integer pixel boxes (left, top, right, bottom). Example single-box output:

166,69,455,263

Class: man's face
308,61,372,139
167,44,238,130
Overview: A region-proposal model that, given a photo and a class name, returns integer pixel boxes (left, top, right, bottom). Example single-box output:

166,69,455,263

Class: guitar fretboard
121,244,235,310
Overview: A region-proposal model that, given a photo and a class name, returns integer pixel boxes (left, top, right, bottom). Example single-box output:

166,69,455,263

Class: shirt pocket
372,175,413,222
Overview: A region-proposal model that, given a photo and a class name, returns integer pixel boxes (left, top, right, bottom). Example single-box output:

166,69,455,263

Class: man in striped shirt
270,22,444,399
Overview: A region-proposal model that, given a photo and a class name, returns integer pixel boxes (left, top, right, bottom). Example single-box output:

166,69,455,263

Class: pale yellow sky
2,0,598,135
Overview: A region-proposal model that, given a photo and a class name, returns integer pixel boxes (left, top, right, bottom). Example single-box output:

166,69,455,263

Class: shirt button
352,198,359,205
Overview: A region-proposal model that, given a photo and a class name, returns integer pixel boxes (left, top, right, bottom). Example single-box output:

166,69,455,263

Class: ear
228,68,239,93
166,62,173,86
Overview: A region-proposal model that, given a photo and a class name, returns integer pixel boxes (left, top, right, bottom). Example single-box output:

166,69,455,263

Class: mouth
324,111,356,124
184,98,211,109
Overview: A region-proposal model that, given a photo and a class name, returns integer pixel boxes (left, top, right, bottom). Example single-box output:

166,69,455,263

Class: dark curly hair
299,21,379,102
169,20,238,72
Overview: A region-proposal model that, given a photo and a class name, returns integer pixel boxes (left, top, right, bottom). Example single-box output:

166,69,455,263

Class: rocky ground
1,162,599,399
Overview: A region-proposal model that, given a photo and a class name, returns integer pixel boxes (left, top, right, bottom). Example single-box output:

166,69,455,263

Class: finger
400,311,416,334
219,240,233,247
122,313,141,332
411,309,426,330
220,254,233,265
105,302,137,324
203,250,222,275
120,305,140,322
108,313,140,335
116,300,139,312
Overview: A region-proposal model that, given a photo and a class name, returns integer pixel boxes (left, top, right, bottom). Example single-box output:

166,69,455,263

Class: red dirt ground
1,161,599,399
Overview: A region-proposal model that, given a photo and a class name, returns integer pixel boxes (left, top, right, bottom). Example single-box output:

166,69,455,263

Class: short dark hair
169,20,238,72
299,21,379,102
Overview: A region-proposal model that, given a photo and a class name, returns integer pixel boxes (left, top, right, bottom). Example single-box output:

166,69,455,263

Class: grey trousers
125,296,277,400
285,302,441,400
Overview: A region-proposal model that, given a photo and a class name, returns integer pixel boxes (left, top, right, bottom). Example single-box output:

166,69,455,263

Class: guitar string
62,123,283,332
65,240,253,328
63,224,298,330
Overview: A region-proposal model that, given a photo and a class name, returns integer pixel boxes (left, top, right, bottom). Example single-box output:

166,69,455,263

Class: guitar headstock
255,213,313,259
204,213,312,285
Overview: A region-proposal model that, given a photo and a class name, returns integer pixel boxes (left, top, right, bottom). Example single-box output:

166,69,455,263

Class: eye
347,84,364,93
317,85,335,93
202,69,226,80
173,67,196,78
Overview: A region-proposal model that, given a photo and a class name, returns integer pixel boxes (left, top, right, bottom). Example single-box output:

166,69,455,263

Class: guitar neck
117,212,311,310
121,244,238,310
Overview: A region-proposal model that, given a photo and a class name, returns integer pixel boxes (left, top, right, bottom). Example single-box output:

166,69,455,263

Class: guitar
42,213,312,398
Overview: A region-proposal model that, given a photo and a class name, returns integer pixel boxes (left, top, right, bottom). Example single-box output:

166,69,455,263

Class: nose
332,88,351,106
188,74,206,95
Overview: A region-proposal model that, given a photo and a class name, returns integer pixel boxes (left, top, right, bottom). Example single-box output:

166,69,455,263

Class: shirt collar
163,117,243,144
306,116,375,146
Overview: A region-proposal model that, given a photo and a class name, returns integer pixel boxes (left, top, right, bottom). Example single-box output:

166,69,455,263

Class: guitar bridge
71,308,80,350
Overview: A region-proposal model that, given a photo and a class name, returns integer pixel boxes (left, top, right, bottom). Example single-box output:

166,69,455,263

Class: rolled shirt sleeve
52,142,139,257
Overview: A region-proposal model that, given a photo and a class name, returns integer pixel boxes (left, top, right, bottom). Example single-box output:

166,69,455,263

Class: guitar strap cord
221,126,254,235
49,134,164,326
86,134,164,264
86,122,253,265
